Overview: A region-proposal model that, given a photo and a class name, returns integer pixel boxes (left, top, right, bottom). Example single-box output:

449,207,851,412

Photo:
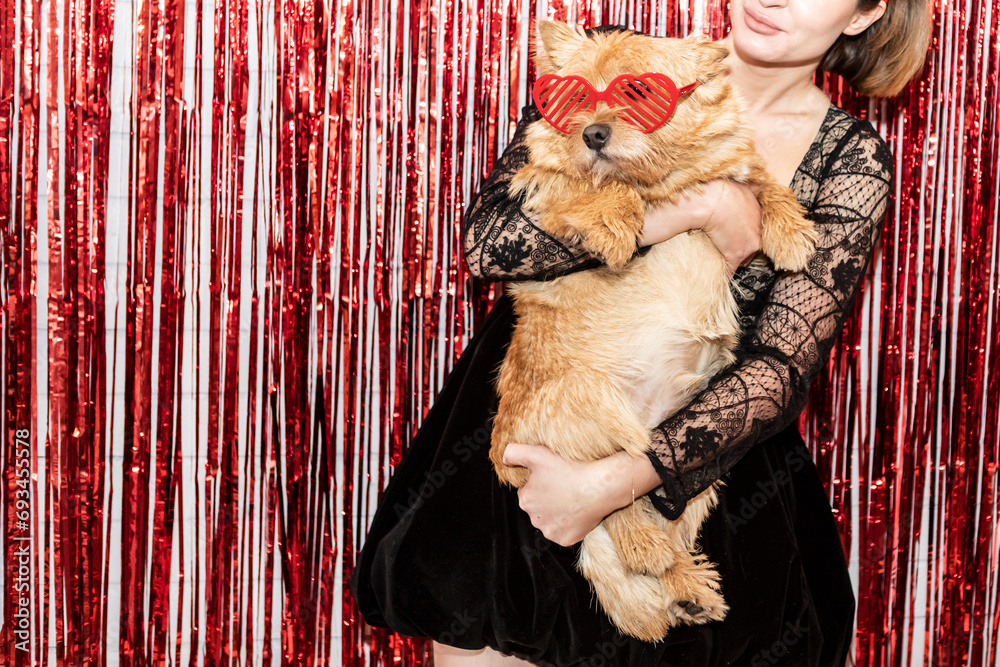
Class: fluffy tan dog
489,21,817,641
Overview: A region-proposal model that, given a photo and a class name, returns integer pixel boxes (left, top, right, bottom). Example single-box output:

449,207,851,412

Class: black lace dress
351,101,893,667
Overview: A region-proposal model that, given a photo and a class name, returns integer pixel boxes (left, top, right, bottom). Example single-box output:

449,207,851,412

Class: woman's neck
720,35,825,116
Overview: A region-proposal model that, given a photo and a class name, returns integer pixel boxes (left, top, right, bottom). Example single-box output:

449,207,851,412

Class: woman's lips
743,5,782,35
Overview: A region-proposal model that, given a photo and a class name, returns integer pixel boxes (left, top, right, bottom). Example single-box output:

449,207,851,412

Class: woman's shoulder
802,103,894,183
820,104,893,162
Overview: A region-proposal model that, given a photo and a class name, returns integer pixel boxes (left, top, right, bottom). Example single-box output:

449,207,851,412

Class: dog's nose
582,124,611,151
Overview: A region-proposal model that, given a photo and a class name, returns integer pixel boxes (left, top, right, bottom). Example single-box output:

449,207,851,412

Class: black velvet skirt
350,293,855,666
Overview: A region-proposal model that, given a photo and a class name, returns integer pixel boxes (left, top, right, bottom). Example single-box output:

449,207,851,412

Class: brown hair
820,0,932,97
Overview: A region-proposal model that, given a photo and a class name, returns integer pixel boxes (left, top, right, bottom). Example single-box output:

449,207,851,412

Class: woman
351,0,931,665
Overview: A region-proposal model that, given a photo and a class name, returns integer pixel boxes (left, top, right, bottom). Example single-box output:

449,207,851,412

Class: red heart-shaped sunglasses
532,72,700,134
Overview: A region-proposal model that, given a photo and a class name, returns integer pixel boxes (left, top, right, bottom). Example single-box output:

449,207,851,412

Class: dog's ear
534,20,585,74
682,34,730,82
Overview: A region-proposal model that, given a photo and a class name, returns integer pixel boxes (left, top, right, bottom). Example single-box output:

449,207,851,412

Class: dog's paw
661,554,729,626
548,183,644,269
761,216,817,271
757,184,817,272
581,211,643,269
671,595,727,624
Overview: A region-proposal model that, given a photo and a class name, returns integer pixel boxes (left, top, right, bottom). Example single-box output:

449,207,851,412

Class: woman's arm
463,104,602,281
644,122,895,519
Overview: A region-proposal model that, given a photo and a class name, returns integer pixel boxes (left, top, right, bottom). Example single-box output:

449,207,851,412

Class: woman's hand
641,179,763,274
502,444,662,547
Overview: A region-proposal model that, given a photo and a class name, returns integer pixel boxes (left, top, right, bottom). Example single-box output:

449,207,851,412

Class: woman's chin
730,32,819,70
733,39,787,66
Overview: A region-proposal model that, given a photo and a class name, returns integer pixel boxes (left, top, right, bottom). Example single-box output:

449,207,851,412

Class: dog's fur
489,22,817,641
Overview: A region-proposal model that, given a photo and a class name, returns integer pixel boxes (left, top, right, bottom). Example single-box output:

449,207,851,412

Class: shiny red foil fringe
0,0,999,665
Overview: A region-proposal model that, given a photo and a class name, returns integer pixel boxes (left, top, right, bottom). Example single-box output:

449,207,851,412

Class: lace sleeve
644,122,895,520
463,104,603,281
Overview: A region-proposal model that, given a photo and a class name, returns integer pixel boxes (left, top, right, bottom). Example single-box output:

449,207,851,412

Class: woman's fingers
640,179,763,274
502,442,542,469
702,180,762,273
503,445,635,547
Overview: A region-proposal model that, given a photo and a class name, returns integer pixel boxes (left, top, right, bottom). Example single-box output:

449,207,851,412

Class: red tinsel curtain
0,0,997,664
